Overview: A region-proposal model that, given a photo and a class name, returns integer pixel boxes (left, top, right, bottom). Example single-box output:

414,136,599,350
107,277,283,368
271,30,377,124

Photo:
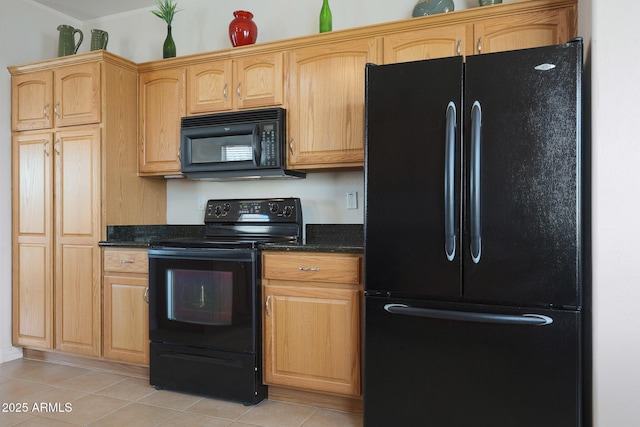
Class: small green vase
163,25,176,58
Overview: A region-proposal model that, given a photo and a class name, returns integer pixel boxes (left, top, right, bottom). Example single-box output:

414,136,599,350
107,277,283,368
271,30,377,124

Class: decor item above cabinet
11,62,100,131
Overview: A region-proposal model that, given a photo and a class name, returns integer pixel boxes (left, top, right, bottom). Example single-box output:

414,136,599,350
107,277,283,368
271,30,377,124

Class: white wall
589,0,640,425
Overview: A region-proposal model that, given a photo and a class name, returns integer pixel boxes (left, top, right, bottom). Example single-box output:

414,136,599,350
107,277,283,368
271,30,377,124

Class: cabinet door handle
144,287,149,304
298,267,320,272
289,137,295,156
477,36,483,54
237,82,243,100
265,295,272,317
43,140,50,156
223,82,229,101
54,101,60,119
456,39,462,56
120,259,135,264
54,139,60,155
43,103,50,120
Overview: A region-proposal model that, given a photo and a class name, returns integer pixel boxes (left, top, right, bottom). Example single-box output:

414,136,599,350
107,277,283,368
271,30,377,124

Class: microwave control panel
259,124,278,167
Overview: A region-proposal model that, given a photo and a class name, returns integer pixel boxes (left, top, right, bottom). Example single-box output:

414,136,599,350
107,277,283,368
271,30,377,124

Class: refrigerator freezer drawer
364,296,581,427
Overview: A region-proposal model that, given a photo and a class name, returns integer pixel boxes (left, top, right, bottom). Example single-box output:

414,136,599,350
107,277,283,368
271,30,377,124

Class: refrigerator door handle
444,101,457,261
470,101,482,264
383,304,554,326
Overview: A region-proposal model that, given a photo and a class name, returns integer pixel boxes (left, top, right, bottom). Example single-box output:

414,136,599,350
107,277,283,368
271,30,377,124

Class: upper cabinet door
234,52,284,110
12,71,53,131
473,8,574,55
186,52,284,115
288,38,381,169
12,63,102,131
54,62,101,127
384,25,469,64
187,61,232,114
139,68,186,176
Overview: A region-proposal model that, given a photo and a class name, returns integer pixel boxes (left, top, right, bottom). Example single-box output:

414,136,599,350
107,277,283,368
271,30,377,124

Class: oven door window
149,254,257,353
167,269,233,325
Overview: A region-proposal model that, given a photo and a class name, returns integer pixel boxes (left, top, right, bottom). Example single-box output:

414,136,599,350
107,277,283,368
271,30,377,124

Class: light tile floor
0,359,363,427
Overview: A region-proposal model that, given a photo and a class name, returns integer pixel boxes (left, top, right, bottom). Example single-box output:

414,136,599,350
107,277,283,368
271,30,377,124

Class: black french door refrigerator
364,41,586,427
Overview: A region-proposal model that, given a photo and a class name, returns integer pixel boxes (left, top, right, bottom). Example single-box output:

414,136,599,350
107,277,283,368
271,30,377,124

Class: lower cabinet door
263,284,361,396
103,275,149,364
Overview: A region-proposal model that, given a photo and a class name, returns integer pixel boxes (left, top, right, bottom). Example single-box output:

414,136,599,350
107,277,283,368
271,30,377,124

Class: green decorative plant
151,0,180,26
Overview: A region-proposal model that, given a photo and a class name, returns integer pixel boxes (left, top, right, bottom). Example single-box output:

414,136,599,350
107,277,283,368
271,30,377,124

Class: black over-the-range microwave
180,107,305,180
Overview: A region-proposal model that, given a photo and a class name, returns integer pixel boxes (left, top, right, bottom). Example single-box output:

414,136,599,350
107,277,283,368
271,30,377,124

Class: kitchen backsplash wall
166,171,365,225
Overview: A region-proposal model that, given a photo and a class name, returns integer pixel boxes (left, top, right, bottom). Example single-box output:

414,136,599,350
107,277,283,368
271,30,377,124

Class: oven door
148,246,259,353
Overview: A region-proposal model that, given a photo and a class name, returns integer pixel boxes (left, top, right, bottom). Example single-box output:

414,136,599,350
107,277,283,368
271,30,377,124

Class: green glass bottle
163,25,176,58
319,0,332,33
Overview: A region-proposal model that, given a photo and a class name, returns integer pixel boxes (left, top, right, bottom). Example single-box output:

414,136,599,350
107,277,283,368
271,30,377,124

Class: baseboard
268,385,363,414
0,346,23,363
22,348,149,378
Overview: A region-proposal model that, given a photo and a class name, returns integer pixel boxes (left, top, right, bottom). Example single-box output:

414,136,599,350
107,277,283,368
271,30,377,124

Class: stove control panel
204,198,302,223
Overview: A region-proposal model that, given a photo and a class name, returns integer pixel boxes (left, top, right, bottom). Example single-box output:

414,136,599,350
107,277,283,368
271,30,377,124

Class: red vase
229,10,258,47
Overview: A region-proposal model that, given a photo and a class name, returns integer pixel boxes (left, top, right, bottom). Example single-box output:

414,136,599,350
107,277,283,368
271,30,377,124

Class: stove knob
269,203,279,213
223,203,231,211
283,205,293,217
214,205,223,216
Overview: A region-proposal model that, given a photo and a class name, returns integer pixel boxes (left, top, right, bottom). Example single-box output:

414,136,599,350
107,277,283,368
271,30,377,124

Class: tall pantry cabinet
9,51,166,358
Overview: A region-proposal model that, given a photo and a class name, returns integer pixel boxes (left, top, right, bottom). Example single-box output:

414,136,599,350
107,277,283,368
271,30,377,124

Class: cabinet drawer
104,248,148,274
263,253,361,284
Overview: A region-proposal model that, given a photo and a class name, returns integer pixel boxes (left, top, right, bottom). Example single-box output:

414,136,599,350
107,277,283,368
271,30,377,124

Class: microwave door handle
252,125,261,167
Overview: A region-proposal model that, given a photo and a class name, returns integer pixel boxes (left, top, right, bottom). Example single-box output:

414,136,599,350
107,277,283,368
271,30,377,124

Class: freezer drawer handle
383,304,553,326
444,101,457,261
470,101,482,264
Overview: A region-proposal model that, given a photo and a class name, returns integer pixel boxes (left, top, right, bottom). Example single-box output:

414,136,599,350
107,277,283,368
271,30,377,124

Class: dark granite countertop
99,223,363,253
262,224,363,253
99,225,204,248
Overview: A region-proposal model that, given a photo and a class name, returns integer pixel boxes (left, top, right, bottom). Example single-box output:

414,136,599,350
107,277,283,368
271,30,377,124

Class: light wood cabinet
10,51,167,358
138,67,186,176
12,127,101,356
11,62,100,131
12,131,53,349
54,126,102,357
187,52,283,115
472,7,574,54
384,24,469,63
262,252,363,398
136,0,575,173
103,248,150,365
287,38,381,169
